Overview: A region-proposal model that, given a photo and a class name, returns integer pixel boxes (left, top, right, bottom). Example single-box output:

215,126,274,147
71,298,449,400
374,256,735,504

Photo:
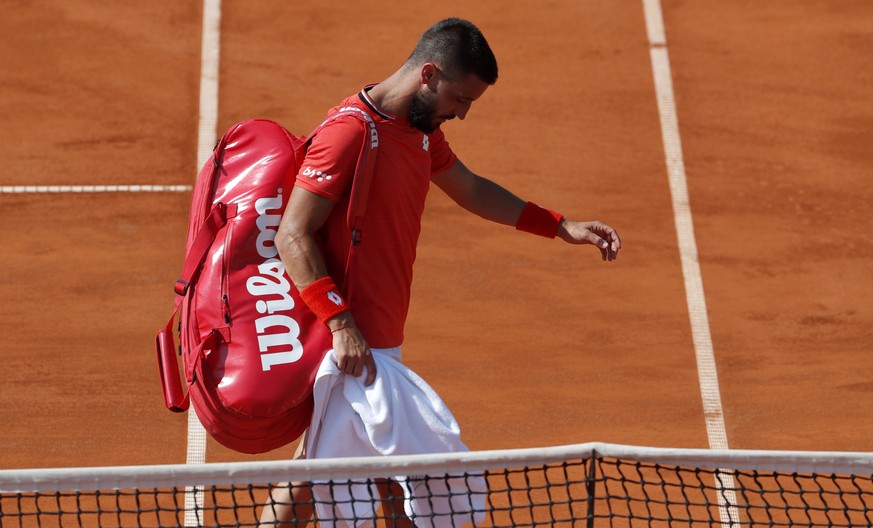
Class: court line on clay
184,0,222,525
641,0,729,455
640,0,740,526
0,185,191,193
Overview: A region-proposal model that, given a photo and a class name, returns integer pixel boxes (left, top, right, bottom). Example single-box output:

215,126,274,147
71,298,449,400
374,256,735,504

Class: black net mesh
2,454,872,527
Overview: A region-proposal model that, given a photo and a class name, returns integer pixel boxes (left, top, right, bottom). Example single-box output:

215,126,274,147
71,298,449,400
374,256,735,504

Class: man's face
408,69,490,134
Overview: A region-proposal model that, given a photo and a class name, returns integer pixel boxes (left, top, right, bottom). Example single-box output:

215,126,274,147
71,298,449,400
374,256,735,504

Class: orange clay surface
1,1,871,469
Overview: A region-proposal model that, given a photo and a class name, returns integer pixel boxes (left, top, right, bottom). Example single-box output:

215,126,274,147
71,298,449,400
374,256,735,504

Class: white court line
0,185,191,193
640,0,741,526
184,0,222,526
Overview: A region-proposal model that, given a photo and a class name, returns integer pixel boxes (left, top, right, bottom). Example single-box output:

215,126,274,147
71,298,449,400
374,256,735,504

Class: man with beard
260,18,621,527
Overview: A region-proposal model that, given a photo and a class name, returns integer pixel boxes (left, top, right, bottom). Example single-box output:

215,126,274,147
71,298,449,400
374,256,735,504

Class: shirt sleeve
428,128,458,175
294,116,366,201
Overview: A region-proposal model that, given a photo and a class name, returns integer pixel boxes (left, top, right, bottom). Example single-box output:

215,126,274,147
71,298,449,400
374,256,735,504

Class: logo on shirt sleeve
422,134,429,152
302,166,334,182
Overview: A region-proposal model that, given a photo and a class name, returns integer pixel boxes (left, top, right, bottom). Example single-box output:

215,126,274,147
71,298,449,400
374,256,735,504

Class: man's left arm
431,159,621,261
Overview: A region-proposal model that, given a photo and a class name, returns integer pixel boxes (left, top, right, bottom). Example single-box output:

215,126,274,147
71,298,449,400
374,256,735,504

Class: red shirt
294,87,457,347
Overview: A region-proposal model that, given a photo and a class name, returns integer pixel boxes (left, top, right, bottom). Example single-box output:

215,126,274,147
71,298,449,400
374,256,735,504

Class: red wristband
515,201,564,238
299,277,349,324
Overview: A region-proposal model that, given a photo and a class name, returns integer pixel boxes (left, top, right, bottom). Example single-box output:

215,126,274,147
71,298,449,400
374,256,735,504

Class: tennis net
1,442,872,527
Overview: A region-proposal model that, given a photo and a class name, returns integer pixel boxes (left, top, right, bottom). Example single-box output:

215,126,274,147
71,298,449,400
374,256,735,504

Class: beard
408,89,441,134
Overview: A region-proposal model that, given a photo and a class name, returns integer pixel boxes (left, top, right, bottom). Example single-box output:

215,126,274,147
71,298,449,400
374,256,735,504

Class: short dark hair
407,18,498,85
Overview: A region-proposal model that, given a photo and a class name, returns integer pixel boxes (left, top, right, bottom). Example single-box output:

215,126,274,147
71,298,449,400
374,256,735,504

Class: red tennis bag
155,109,378,454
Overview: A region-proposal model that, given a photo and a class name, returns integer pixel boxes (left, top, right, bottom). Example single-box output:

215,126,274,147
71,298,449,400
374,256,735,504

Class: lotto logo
302,166,333,182
327,291,344,306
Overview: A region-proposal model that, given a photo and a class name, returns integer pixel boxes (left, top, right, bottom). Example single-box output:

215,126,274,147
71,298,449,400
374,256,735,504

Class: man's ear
420,63,439,88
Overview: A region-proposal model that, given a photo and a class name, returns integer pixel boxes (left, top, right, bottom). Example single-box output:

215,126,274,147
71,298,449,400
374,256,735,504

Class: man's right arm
275,186,377,384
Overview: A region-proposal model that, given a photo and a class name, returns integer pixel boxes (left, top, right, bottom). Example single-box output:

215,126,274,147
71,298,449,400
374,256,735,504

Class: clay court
1,0,871,471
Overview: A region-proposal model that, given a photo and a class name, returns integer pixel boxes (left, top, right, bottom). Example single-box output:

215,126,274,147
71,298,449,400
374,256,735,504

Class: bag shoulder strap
305,106,379,240
304,107,379,296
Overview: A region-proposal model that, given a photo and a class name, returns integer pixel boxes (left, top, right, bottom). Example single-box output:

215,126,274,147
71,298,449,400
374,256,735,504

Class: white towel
306,348,487,528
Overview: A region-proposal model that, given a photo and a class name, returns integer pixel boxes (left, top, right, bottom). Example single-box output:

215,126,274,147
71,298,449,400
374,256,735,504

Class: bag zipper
220,220,233,324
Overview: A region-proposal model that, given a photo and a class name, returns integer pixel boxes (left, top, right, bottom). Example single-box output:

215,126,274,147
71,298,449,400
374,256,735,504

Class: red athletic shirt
294,87,458,348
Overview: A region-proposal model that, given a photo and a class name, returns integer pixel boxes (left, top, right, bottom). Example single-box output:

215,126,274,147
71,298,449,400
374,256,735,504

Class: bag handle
155,200,237,412
156,327,227,412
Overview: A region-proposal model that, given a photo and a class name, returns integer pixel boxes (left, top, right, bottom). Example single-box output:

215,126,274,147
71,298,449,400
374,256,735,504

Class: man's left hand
557,220,622,261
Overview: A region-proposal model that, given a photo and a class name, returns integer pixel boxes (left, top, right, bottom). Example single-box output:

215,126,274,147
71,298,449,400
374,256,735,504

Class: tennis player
260,18,621,527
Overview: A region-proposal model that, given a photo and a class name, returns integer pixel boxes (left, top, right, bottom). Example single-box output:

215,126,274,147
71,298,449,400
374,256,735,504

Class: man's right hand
328,314,377,385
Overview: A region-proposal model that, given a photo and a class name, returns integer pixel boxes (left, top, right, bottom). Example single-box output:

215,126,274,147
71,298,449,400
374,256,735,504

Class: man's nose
455,101,472,120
